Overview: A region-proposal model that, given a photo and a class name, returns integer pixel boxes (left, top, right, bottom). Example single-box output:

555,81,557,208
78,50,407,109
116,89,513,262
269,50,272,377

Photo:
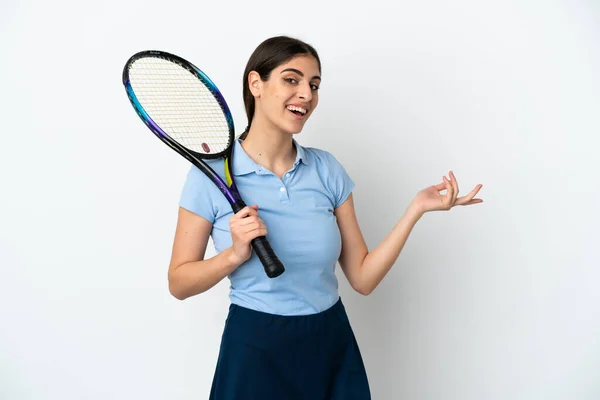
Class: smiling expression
250,55,321,135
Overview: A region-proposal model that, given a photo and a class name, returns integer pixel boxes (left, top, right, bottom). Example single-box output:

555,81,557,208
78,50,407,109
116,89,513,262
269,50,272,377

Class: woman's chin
284,121,307,135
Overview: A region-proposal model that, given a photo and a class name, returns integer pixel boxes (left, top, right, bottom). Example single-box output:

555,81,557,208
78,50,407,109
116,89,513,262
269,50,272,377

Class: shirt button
286,173,290,177
280,187,286,192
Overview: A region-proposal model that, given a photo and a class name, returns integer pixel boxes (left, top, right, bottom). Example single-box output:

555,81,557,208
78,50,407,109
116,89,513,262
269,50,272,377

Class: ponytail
239,125,250,141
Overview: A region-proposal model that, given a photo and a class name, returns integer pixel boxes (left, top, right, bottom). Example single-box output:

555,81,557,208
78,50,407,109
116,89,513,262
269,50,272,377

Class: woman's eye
311,84,320,91
285,78,297,84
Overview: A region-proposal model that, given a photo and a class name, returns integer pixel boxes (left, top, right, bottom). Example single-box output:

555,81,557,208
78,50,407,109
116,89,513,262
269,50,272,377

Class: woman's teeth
286,105,307,115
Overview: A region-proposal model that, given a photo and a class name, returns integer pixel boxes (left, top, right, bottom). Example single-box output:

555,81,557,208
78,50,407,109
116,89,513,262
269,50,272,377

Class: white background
1,0,599,399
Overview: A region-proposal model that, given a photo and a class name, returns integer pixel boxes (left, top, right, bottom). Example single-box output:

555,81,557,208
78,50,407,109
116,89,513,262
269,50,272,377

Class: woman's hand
411,170,483,215
228,205,268,266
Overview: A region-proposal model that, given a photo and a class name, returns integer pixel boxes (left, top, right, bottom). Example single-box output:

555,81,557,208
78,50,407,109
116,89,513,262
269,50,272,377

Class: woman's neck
240,121,297,176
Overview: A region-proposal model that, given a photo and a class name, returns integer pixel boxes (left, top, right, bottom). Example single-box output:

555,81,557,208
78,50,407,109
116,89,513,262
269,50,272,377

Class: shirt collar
232,138,309,176
231,139,257,176
293,139,309,166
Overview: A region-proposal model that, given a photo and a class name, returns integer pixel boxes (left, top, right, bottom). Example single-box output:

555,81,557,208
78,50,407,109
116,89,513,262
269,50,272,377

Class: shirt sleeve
178,165,217,223
325,152,355,208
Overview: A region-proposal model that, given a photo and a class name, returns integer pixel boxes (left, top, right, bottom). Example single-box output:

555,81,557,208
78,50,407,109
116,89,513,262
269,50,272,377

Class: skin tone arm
168,205,267,300
336,170,483,296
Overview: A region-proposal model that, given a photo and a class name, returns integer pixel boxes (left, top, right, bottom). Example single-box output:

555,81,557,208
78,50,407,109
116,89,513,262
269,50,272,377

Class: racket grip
231,201,285,278
251,236,285,278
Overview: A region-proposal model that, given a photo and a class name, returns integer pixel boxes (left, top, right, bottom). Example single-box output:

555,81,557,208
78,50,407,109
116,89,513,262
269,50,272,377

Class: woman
169,36,483,399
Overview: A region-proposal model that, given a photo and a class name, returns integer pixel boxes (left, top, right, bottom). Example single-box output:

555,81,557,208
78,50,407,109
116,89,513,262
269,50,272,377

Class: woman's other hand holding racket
228,205,268,266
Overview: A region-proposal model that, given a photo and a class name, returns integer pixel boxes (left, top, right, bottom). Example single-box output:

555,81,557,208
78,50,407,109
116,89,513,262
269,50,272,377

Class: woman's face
251,55,321,135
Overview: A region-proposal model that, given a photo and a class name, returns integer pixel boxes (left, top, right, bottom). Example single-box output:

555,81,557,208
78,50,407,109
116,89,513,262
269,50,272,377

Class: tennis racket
122,50,285,278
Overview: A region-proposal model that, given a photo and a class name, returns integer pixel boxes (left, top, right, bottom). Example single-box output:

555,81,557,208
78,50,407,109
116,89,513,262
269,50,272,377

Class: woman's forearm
358,204,423,294
168,247,241,300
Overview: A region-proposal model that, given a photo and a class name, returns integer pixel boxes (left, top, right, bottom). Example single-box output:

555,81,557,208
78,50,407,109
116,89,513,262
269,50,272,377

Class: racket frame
122,50,284,278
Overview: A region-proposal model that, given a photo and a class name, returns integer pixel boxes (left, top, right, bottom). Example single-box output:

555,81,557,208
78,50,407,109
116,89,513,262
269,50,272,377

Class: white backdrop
1,0,599,399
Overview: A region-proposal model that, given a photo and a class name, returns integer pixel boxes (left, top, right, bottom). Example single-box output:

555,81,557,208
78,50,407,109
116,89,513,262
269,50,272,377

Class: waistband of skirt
229,296,345,321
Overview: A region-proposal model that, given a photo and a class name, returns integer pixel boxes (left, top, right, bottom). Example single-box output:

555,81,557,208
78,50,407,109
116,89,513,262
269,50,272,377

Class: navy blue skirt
209,297,371,399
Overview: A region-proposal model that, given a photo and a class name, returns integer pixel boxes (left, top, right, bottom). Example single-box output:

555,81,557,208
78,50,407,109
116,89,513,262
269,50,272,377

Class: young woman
168,36,483,399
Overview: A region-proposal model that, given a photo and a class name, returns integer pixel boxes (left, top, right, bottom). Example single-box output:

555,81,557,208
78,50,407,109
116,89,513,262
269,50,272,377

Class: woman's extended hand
411,170,483,215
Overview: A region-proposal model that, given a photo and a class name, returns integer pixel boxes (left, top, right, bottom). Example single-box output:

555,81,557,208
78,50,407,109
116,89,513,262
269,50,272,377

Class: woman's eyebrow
280,68,321,81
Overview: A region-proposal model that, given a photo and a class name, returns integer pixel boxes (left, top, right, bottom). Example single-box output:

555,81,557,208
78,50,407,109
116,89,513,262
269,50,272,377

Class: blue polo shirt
179,139,354,316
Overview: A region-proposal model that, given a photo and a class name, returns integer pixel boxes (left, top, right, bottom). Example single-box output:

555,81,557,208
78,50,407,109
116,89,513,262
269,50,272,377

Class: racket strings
128,57,231,154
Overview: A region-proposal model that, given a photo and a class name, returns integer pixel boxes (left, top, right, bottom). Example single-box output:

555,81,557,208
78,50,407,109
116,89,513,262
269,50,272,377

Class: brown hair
239,36,321,140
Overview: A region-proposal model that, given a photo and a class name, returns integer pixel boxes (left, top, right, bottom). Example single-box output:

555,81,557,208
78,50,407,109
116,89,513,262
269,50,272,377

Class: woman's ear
248,71,261,98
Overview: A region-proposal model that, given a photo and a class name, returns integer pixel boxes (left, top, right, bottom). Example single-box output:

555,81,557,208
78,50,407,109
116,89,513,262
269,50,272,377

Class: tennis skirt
209,297,371,400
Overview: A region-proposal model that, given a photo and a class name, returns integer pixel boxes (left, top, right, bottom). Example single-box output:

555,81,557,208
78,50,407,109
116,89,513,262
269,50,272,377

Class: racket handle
251,236,285,278
231,201,285,278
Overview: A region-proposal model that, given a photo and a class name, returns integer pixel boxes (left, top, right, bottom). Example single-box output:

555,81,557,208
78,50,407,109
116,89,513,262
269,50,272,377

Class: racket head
122,50,285,278
122,50,235,160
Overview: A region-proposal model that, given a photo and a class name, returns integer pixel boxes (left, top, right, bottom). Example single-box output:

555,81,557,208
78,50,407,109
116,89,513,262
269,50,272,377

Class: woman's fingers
448,171,459,204
234,215,260,227
456,184,484,206
442,176,454,208
234,205,259,219
449,171,459,196
230,209,267,238
240,221,267,235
